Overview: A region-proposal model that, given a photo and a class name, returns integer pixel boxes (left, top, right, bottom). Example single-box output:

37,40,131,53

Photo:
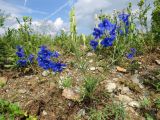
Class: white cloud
53,17,64,30
0,15,67,36
31,18,67,36
0,0,67,36
75,0,111,27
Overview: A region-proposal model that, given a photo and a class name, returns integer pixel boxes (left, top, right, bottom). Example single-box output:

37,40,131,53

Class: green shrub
0,17,54,69
0,99,37,120
152,0,160,42
89,102,126,120
81,77,98,99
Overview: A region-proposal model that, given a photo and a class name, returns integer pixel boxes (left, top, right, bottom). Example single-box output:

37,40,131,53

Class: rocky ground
0,49,160,120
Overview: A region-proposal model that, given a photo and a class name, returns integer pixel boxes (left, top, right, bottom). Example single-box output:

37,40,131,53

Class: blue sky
1,0,72,21
0,0,153,35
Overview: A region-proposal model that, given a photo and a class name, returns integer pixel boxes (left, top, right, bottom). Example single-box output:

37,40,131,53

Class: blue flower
28,54,34,63
126,48,136,59
98,19,113,31
38,46,52,59
90,40,98,50
119,29,124,35
52,51,60,58
37,46,66,72
118,13,130,26
16,46,25,58
100,37,114,47
126,53,134,59
93,28,103,39
50,62,66,72
130,48,136,54
17,59,27,67
90,18,117,50
37,57,51,70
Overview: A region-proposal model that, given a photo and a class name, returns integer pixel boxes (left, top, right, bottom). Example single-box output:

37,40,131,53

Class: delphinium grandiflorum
37,46,66,73
126,48,136,59
118,13,130,34
16,46,34,67
90,18,117,50
90,13,131,51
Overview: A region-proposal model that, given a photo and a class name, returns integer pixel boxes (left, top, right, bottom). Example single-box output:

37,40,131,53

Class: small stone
128,101,140,108
105,83,117,93
121,87,131,95
77,109,85,117
51,72,56,75
131,74,140,84
35,77,39,80
42,70,50,77
116,66,127,73
25,75,33,80
117,95,133,105
0,77,7,87
87,52,93,57
62,88,80,101
90,67,96,71
27,82,31,85
155,60,160,65
42,110,47,116
131,74,144,88
60,76,65,80
89,59,93,63
18,89,27,94
112,78,119,81
96,67,104,73
116,73,124,78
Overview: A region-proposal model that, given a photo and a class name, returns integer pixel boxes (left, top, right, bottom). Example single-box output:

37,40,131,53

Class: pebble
121,86,131,95
89,59,93,63
155,60,160,65
89,67,96,71
87,52,93,57
131,74,144,89
128,101,140,108
42,110,47,116
62,88,80,101
96,67,104,73
117,94,133,105
18,89,27,94
116,66,127,73
77,109,85,117
112,78,119,81
42,70,50,77
105,82,117,93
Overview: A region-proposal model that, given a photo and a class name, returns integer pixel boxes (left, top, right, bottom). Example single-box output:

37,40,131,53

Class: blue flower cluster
90,13,130,50
118,13,130,26
118,13,130,34
126,48,136,59
16,46,34,67
37,46,66,72
90,18,116,50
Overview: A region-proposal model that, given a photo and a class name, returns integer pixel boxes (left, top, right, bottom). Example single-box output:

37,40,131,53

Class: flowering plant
37,46,66,72
126,48,136,59
16,46,34,67
90,13,130,51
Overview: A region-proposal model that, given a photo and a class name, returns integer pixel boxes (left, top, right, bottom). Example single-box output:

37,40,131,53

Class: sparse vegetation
0,0,160,119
